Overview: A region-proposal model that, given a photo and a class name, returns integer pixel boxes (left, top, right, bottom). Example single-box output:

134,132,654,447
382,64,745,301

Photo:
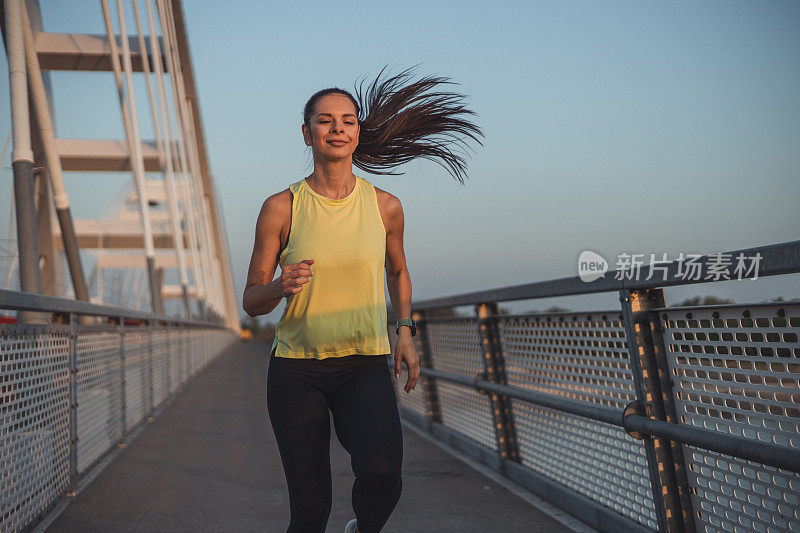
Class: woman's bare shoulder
373,185,402,213
372,186,403,236
254,188,293,242
373,185,400,207
261,187,293,214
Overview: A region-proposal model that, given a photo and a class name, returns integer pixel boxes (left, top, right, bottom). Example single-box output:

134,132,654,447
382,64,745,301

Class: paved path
47,341,575,532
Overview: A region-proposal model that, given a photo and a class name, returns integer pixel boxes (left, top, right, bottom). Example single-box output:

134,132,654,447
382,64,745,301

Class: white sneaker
344,518,358,533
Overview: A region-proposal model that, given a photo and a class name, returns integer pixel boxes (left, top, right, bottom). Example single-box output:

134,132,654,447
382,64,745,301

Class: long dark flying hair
303,65,484,185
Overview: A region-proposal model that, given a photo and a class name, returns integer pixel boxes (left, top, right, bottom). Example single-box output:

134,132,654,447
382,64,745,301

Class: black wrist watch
395,318,417,336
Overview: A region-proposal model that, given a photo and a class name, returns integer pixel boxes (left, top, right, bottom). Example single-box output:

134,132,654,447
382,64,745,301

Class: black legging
266,347,403,533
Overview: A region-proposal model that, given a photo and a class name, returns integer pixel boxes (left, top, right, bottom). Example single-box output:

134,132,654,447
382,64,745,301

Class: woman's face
302,93,360,162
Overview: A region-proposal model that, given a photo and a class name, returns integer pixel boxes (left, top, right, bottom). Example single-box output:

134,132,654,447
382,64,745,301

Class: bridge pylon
1,0,239,330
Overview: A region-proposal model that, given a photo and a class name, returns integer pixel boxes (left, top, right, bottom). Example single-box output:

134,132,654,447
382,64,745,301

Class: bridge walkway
45,340,581,532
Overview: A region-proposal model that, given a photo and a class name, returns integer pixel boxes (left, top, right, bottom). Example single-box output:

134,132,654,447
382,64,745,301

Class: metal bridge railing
0,289,237,533
388,239,800,533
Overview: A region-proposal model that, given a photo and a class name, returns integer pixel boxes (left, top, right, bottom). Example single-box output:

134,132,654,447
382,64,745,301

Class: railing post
475,302,520,464
165,320,172,399
412,310,441,424
184,323,190,378
179,322,185,380
650,305,696,533
118,316,127,446
67,312,78,496
147,319,154,419
181,323,187,378
620,288,688,533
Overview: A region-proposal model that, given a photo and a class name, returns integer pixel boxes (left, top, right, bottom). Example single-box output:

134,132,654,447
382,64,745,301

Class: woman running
243,66,482,533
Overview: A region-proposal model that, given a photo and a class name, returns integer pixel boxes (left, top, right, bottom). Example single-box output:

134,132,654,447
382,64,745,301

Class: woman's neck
307,159,356,199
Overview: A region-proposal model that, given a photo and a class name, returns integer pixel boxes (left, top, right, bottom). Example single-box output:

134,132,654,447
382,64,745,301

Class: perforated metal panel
75,327,122,474
151,328,169,406
499,312,657,529
124,327,150,430
426,317,497,451
200,330,211,369
1,323,234,532
182,328,194,379
0,325,71,533
662,303,800,533
175,327,188,388
166,329,176,393
167,328,180,394
189,329,204,375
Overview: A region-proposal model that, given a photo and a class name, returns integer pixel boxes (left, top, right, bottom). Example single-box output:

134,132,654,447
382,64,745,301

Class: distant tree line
240,315,276,342
407,305,570,316
674,295,734,306
672,295,800,306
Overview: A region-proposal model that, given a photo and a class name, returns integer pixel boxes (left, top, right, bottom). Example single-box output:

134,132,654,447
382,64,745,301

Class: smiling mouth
328,140,348,146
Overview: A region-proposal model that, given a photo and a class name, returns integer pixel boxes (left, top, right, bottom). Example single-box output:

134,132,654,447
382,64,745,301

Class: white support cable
160,1,219,314
2,129,12,287
20,5,70,210
156,0,209,296
151,0,207,311
200,188,222,313
181,104,221,313
156,0,215,311
138,268,147,309
94,220,103,302
1,130,12,172
21,4,92,306
100,0,154,256
175,147,206,304
5,185,16,291
131,0,191,312
166,19,222,315
155,0,205,289
130,266,142,309
121,265,132,307
173,124,207,307
7,0,46,320
4,210,12,290
100,0,162,313
165,118,206,308
95,251,103,303
112,0,156,258
6,254,18,290
5,0,33,165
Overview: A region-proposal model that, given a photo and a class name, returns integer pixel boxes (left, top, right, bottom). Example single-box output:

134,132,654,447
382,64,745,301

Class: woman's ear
301,124,311,146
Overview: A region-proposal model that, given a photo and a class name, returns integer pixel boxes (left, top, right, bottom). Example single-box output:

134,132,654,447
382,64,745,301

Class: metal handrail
0,287,225,327
416,366,800,473
391,236,800,533
0,289,236,532
407,239,800,311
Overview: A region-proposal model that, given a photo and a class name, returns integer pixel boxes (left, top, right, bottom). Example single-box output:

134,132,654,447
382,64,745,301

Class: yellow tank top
270,175,391,359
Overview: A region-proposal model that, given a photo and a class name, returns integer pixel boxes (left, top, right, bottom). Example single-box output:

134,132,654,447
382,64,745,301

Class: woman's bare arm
384,195,411,324
382,192,419,393
243,192,314,317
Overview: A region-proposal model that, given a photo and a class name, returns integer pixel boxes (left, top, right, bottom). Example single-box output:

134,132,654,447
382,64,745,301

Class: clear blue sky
0,0,798,322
